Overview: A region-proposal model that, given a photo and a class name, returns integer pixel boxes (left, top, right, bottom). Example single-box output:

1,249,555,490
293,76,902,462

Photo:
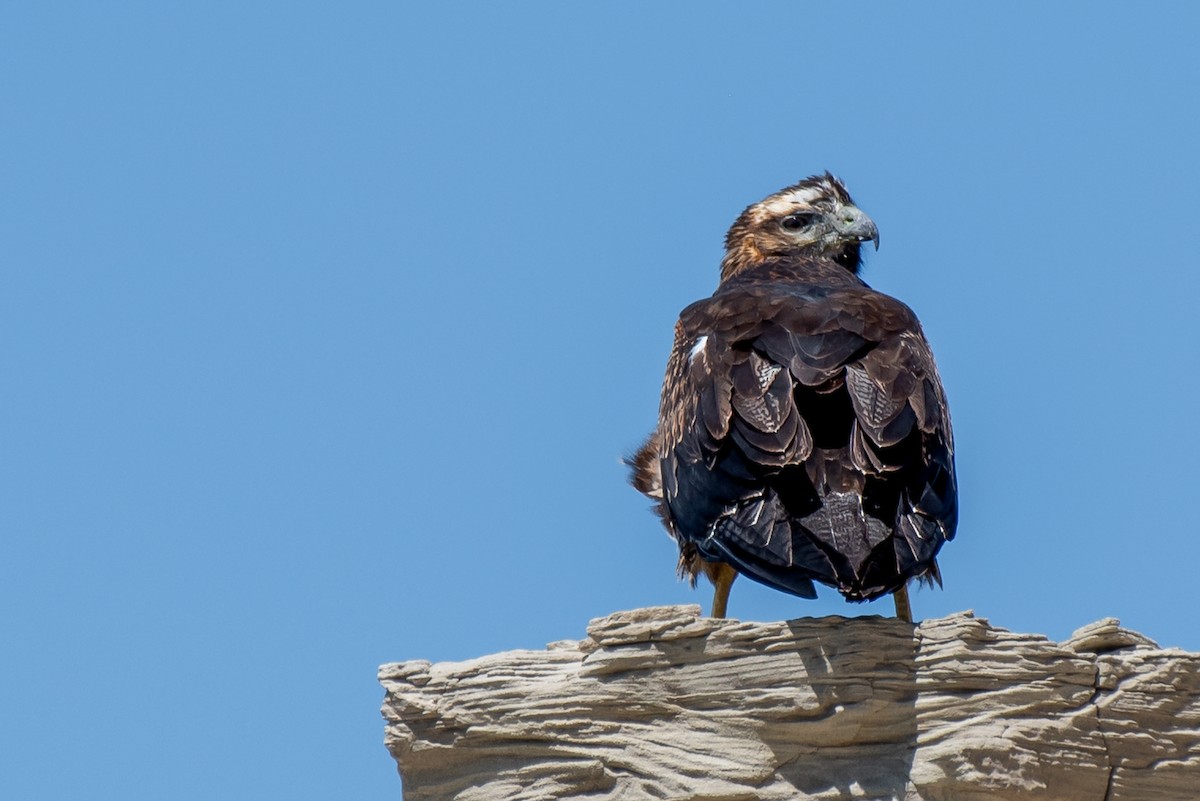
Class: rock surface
380,606,1200,800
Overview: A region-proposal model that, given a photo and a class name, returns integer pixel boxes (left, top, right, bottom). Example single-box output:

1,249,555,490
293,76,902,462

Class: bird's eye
781,212,817,231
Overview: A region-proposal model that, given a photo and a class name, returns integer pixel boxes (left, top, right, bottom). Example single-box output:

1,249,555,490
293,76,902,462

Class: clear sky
3,3,1198,799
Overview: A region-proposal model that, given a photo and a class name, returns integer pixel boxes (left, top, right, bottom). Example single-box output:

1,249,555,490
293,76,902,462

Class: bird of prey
629,173,956,622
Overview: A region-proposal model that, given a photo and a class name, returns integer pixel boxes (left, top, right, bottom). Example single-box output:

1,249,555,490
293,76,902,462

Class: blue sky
3,3,1198,799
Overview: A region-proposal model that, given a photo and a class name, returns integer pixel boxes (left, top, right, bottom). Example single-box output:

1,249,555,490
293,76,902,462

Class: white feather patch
761,185,825,216
688,335,709,363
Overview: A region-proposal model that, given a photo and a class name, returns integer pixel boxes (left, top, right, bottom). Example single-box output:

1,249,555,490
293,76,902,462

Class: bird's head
719,172,879,282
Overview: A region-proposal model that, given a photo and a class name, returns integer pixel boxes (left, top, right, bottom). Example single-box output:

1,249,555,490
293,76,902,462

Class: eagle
629,173,957,622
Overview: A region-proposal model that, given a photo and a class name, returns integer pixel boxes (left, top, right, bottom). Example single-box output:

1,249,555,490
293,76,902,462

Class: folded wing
656,280,957,601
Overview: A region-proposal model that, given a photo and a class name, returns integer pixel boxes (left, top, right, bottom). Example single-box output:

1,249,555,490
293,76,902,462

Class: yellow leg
893,583,912,623
710,563,738,619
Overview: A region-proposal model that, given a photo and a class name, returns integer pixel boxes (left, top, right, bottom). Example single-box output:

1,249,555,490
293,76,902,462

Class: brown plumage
630,173,957,621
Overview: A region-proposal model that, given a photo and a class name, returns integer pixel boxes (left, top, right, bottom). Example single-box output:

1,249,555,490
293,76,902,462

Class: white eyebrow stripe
760,186,826,216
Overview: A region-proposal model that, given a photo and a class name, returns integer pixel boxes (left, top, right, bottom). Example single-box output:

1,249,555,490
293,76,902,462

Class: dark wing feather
654,276,956,602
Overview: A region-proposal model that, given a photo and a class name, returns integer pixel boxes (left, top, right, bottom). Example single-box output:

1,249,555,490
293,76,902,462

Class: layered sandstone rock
380,606,1199,800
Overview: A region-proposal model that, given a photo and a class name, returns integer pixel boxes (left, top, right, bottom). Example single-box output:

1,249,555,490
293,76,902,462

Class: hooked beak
838,205,880,250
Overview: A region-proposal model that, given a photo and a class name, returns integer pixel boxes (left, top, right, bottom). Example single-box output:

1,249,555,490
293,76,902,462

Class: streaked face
720,174,879,279
750,178,875,256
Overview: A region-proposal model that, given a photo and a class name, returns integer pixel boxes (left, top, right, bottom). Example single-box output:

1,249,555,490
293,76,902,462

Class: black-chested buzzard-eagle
629,173,957,622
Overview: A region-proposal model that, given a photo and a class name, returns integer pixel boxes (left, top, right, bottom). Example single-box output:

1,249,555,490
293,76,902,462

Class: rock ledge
380,606,1199,800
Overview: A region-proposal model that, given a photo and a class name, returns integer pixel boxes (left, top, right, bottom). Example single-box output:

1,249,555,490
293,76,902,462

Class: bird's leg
710,563,738,619
893,583,913,623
